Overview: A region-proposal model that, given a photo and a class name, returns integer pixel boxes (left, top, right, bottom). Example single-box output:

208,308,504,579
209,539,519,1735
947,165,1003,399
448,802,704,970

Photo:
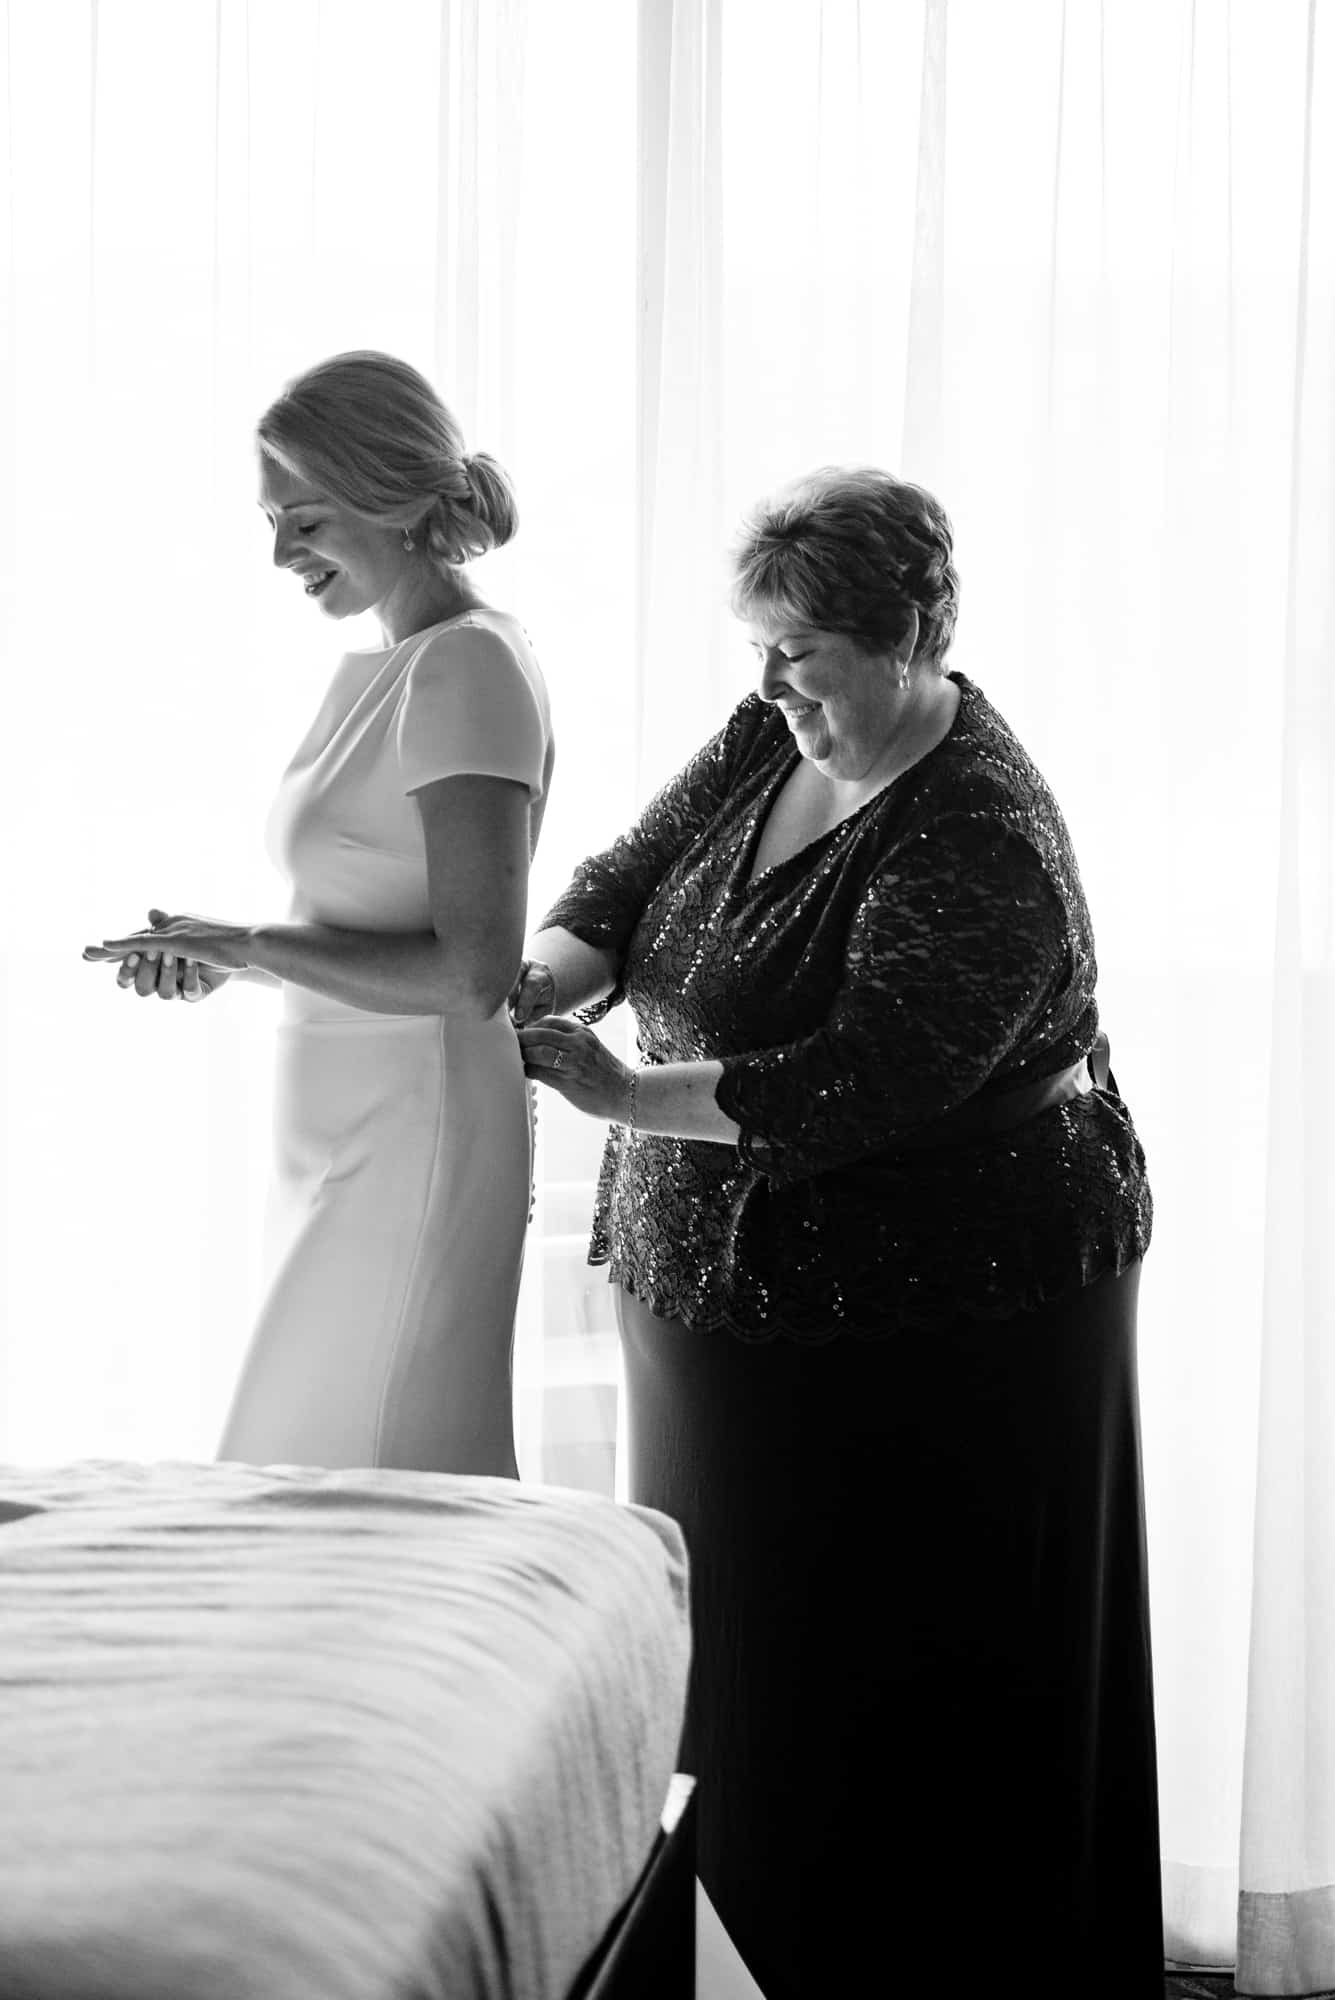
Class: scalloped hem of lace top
597,1229,1151,1344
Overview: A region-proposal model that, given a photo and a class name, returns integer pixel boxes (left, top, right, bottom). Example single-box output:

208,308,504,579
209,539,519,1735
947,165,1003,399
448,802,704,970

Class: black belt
884,1030,1112,1153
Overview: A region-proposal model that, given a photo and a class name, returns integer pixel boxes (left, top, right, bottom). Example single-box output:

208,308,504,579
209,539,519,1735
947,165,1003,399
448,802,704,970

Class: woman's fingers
522,1052,573,1092
517,1021,627,1124
110,946,174,998
509,960,556,1026
86,936,146,961
517,1020,578,1058
90,913,197,1002
90,911,220,1004
108,946,204,1003
517,1021,588,1088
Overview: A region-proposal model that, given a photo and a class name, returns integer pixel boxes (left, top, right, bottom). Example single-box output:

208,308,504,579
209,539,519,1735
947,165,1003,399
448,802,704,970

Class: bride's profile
85,349,554,1477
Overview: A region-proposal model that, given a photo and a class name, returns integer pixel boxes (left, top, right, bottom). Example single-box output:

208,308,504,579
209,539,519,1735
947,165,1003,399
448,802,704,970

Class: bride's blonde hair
256,350,518,567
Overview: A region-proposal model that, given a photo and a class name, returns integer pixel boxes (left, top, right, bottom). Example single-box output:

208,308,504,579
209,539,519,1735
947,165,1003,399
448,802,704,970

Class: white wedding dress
218,609,554,1473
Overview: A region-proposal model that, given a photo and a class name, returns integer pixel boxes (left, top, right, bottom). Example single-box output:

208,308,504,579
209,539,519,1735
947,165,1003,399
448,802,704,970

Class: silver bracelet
626,1066,639,1131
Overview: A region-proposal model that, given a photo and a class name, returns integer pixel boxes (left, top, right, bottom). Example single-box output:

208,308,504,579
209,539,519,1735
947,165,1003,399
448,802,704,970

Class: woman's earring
402,529,415,553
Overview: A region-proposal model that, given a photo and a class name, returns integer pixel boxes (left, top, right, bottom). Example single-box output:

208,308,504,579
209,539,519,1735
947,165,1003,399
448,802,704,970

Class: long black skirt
614,1265,1163,2000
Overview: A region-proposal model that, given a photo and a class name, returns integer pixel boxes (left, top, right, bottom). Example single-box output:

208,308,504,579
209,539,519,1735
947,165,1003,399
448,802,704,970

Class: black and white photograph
0,3,1331,1996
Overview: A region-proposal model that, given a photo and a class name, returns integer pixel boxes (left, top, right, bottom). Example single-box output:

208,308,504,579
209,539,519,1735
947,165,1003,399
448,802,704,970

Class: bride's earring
402,528,415,553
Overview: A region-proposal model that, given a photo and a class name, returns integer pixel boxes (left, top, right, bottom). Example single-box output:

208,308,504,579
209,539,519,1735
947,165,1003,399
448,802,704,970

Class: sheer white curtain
1238,3,1335,1986
2,1,1332,1990
636,0,1334,1989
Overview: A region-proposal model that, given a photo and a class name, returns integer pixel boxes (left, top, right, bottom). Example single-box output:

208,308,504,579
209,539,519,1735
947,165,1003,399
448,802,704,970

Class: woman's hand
84,908,255,978
517,1016,632,1123
508,958,557,1026
119,950,232,1002
82,909,233,1001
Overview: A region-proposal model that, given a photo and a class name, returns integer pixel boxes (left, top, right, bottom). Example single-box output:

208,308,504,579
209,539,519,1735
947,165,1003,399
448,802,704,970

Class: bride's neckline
345,603,506,659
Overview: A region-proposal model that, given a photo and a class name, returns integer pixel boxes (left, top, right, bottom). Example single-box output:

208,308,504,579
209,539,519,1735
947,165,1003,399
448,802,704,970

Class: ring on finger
552,1049,566,1071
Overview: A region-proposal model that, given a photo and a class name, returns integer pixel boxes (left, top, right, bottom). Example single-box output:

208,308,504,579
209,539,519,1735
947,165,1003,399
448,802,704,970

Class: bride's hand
86,909,237,1000
117,953,231,1002
85,908,254,976
508,958,557,1026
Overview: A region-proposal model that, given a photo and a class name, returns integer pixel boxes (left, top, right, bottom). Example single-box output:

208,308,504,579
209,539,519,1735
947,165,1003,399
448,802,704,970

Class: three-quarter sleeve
714,813,1071,1187
395,623,548,798
540,697,765,1016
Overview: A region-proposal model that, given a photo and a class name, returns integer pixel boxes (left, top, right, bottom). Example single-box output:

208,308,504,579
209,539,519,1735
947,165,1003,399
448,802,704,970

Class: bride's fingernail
126,954,140,969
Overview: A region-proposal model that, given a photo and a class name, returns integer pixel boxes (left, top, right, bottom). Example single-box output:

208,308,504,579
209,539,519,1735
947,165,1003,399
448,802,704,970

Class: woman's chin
314,591,360,621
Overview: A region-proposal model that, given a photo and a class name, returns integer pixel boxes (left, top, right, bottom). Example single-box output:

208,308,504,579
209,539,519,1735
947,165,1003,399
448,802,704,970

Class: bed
0,1460,695,2000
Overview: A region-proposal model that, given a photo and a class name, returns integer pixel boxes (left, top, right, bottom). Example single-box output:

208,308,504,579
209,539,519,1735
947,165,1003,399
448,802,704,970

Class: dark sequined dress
541,673,1163,1998
541,672,1152,1340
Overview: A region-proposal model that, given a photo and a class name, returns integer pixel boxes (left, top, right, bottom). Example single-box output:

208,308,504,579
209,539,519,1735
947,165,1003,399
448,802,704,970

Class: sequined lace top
540,674,1152,1342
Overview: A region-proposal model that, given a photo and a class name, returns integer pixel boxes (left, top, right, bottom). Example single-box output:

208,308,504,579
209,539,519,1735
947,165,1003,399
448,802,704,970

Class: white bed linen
0,1460,691,2000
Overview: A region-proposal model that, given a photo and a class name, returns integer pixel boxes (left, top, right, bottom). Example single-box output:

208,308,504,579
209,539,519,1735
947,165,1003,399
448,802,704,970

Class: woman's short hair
729,466,959,666
256,350,518,568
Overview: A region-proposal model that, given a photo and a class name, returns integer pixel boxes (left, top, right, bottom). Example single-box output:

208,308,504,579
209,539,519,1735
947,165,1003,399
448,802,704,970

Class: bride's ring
552,1049,566,1071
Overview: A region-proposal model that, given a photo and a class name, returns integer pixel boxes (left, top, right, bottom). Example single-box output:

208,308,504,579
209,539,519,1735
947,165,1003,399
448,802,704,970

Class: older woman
85,351,553,1477
514,467,1160,1999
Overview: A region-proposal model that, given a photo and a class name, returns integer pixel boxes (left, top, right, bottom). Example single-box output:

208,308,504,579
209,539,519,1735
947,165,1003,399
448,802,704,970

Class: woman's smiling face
257,454,408,620
745,616,914,784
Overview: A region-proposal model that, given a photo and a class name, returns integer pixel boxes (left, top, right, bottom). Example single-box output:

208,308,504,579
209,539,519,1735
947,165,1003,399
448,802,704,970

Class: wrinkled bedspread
0,1460,691,2000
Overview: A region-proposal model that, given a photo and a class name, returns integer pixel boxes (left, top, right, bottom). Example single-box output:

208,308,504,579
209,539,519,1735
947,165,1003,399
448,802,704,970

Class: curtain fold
434,0,528,459
902,0,947,483
1237,5,1335,1991
634,0,725,796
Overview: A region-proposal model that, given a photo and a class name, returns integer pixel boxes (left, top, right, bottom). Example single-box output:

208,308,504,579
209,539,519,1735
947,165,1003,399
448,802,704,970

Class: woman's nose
758,648,788,700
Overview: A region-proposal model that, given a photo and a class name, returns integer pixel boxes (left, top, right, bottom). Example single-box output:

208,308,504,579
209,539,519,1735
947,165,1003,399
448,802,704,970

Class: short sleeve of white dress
395,619,548,799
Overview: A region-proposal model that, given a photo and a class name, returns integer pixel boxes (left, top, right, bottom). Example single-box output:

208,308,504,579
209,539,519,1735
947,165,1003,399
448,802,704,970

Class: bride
84,350,554,1477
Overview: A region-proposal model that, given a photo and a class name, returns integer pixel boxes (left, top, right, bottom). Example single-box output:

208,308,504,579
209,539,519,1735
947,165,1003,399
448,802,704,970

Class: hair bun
455,449,519,557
